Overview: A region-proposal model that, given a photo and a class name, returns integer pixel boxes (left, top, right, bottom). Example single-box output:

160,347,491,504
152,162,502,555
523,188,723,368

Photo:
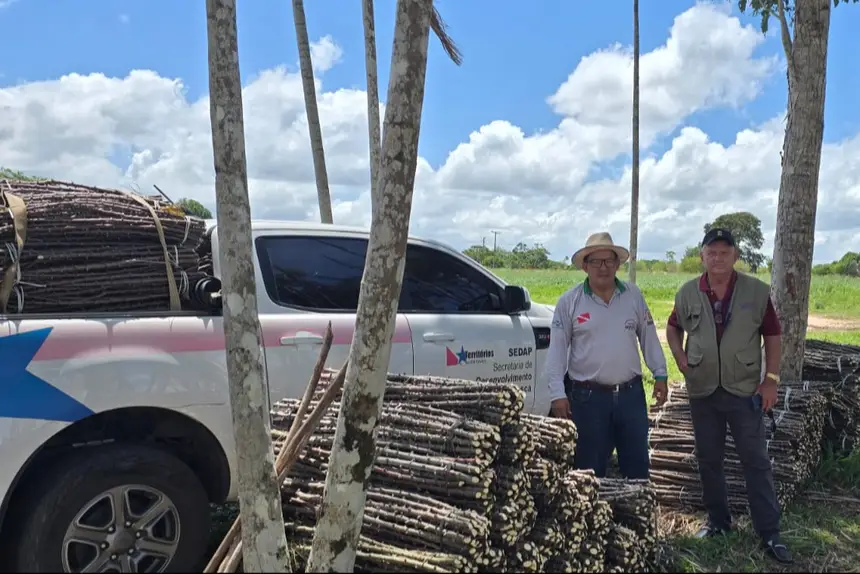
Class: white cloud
308,35,343,73
545,2,776,158
119,14,130,25
0,6,858,266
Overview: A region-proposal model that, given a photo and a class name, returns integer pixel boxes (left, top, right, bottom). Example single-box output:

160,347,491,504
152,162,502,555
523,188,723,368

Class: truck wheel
15,443,211,573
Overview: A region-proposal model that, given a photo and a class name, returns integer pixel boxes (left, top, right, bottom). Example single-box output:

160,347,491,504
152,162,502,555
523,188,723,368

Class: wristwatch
765,372,780,383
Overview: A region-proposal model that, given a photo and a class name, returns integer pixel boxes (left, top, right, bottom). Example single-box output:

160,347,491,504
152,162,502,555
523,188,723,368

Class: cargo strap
120,190,181,311
0,186,27,314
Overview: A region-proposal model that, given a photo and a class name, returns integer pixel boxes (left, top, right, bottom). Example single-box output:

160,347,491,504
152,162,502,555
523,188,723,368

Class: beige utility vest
673,273,771,399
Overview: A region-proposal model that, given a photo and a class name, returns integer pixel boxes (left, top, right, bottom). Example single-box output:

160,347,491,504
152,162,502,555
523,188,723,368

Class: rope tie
443,417,465,454
3,240,25,313
181,215,191,245
0,187,27,314
117,189,181,311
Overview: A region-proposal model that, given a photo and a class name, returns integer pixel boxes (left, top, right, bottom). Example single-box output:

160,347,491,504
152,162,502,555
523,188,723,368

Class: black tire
14,443,211,573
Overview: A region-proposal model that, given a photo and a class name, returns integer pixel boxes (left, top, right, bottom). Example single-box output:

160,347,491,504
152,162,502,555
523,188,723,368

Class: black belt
564,373,641,393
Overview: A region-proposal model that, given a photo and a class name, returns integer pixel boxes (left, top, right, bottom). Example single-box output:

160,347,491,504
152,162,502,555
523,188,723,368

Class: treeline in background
463,211,860,278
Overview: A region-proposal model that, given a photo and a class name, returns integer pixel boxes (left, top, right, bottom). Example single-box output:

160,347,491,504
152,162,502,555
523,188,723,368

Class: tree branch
777,0,795,77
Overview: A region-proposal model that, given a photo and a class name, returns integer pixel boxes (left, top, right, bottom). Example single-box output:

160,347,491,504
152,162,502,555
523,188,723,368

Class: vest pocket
732,347,763,390
683,342,711,395
686,349,704,367
686,305,703,332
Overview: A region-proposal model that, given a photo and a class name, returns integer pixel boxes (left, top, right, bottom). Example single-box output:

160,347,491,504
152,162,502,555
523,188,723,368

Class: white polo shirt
544,278,668,402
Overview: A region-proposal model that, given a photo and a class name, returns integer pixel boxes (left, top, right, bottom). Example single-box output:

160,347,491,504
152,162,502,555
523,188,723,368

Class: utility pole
491,230,501,252
628,0,640,284
482,236,486,248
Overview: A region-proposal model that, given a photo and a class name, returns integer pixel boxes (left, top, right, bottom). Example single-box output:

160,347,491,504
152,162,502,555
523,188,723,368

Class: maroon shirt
667,271,781,343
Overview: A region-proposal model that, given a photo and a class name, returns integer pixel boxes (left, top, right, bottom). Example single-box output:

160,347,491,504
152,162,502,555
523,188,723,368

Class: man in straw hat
545,231,668,479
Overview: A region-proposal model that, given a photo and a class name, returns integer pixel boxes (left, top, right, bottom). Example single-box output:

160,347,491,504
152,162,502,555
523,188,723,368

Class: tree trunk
305,0,432,571
627,0,640,284
205,1,289,571
292,0,334,224
770,0,830,381
362,0,383,218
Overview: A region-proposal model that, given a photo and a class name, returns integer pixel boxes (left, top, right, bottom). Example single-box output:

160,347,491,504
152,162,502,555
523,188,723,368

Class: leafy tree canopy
813,252,860,277
738,0,856,36
176,198,213,219
0,167,45,182
463,243,565,269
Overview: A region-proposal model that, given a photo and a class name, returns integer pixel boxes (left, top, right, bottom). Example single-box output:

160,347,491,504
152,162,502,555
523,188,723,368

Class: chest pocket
685,303,704,332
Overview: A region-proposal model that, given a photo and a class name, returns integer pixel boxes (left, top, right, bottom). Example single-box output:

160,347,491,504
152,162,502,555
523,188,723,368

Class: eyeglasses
586,258,618,269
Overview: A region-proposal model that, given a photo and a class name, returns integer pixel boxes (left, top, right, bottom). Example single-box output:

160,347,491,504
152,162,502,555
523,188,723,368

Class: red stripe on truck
27,315,412,362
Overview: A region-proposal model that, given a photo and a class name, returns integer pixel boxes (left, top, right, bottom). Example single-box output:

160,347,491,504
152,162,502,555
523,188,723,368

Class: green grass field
495,268,860,321
492,268,860,572
496,267,860,385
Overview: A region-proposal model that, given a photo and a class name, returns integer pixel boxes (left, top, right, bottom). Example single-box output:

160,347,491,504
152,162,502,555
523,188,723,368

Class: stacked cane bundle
205,371,661,573
803,339,860,455
0,179,219,314
648,383,828,513
598,478,657,572
273,398,499,513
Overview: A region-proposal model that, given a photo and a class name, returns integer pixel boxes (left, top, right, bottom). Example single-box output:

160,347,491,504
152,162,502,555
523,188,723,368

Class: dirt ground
806,315,860,331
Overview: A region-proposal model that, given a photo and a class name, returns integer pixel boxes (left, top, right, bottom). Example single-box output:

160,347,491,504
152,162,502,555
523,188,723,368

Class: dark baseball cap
702,228,736,247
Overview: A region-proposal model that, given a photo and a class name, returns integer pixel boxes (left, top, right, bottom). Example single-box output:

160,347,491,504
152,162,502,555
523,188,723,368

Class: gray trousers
688,386,781,539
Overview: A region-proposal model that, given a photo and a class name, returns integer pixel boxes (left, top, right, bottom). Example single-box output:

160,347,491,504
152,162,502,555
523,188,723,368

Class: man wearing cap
545,232,668,479
665,228,791,564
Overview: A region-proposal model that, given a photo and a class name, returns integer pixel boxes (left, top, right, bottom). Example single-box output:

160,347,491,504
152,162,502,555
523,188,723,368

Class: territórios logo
446,345,494,366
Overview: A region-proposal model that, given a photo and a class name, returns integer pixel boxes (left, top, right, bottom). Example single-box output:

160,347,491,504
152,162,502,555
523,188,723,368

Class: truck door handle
279,334,325,346
423,332,455,342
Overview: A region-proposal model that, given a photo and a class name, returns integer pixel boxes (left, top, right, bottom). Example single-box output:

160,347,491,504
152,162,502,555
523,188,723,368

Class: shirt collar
699,270,738,292
583,277,626,296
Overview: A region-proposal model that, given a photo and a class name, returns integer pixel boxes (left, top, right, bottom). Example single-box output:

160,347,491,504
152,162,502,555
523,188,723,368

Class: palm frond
430,5,462,66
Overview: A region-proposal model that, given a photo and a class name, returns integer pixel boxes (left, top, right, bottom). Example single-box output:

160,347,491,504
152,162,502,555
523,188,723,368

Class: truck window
256,236,368,311
400,244,504,314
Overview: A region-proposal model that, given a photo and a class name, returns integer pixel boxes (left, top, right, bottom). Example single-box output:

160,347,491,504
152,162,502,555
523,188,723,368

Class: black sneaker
695,524,730,538
762,537,793,564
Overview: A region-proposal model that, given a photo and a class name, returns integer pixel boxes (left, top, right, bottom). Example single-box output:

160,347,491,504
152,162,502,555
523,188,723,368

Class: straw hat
572,232,630,269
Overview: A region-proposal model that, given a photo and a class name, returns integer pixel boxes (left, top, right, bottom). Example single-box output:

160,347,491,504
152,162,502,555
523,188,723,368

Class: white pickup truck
0,220,555,572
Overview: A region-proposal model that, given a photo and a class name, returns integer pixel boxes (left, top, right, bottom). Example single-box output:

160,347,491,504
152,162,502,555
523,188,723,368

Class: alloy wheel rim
61,484,180,573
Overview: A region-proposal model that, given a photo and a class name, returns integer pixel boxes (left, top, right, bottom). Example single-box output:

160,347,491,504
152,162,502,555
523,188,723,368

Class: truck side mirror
503,285,531,314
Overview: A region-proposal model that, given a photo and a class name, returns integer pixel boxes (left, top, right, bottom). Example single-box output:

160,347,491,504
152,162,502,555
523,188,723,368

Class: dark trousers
567,375,650,479
689,386,781,539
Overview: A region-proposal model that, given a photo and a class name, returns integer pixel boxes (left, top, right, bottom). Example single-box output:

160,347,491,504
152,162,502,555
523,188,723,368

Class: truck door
253,234,414,403
401,243,537,413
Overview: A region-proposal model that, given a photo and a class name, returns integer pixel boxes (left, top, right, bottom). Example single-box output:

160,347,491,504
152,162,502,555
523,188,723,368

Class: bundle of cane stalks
273,399,498,513
0,178,219,314
281,523,480,573
599,478,657,571
802,339,860,455
648,382,828,513
209,344,663,573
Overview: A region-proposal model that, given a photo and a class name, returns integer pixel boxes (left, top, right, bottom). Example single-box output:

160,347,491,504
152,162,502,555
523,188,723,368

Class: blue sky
1,1,859,263
2,0,858,169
